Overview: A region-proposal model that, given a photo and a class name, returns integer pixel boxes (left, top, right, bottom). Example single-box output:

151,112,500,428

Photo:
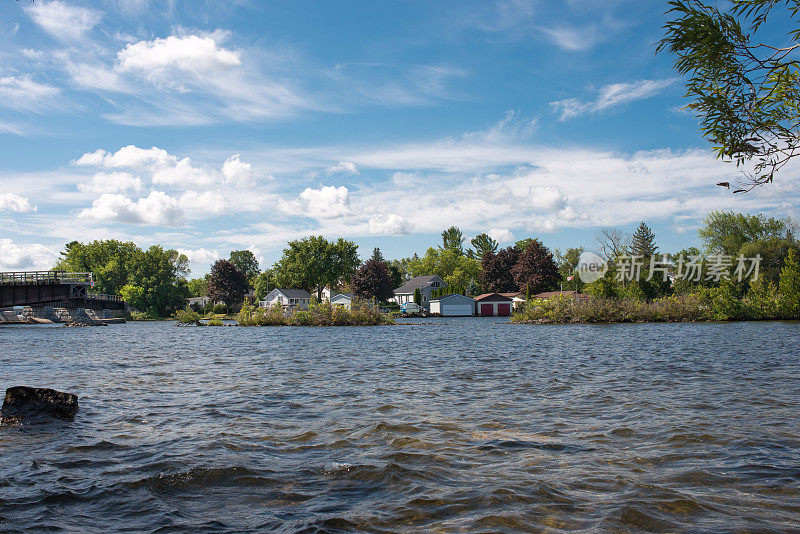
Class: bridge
0,271,126,310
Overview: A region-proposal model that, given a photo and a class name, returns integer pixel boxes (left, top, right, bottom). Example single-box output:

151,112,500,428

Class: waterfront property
392,275,446,310
430,293,476,316
500,292,527,312
186,296,213,309
259,289,312,310
330,293,353,309
474,293,514,316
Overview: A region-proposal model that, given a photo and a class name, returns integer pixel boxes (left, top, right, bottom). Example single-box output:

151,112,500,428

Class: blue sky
1,0,797,276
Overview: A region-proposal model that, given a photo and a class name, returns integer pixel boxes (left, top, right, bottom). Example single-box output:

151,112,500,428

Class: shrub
205,318,224,326
175,309,201,325
236,299,394,327
213,303,227,315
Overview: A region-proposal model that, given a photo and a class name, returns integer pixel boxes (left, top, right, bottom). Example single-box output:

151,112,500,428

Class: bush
237,299,394,327
175,309,201,325
205,318,224,326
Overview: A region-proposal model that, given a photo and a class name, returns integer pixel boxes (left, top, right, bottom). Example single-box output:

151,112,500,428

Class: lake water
1,318,799,532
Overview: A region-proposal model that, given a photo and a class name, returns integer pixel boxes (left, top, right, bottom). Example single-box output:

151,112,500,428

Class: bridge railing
0,271,94,285
87,292,124,302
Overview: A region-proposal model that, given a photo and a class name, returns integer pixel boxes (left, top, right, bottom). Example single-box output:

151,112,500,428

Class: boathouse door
480,303,493,316
497,303,511,316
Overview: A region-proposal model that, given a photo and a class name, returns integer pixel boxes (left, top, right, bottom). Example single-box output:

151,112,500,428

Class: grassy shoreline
511,292,799,325
175,301,394,327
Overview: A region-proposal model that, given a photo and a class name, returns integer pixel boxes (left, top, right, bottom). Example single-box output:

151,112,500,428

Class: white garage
430,294,475,316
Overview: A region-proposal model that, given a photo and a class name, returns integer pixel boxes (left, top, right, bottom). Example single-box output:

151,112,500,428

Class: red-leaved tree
207,259,249,310
351,259,394,302
479,246,519,293
511,239,560,294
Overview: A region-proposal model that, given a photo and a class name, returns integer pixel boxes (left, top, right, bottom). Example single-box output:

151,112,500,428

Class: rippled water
1,319,799,532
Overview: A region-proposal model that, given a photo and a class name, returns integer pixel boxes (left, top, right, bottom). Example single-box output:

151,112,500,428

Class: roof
432,293,475,302
271,288,312,299
393,275,444,294
331,292,352,300
500,292,524,299
474,293,513,302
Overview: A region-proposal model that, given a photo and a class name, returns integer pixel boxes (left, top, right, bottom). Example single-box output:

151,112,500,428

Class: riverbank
512,292,800,324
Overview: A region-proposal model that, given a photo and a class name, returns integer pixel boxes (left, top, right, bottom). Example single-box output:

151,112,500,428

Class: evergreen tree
371,247,385,263
413,288,422,305
470,233,499,258
440,226,465,255
630,221,658,257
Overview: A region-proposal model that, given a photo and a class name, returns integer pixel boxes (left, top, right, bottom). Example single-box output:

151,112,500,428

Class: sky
1,0,798,276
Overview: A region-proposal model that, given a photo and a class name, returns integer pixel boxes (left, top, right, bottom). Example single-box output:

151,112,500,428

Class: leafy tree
739,238,800,286
207,259,249,311
228,250,260,284
479,246,520,293
54,240,189,316
187,277,207,297
779,249,800,318
555,247,585,292
352,258,394,302
440,226,465,255
253,270,275,300
406,247,481,291
511,239,560,294
386,263,403,289
470,233,499,258
658,0,800,188
272,236,359,300
388,256,416,283
699,210,792,256
630,221,658,257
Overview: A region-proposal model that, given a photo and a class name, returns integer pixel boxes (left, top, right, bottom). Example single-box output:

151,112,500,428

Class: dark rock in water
1,386,78,425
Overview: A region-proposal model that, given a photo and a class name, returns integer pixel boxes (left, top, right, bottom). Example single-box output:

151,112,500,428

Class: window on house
432,281,439,287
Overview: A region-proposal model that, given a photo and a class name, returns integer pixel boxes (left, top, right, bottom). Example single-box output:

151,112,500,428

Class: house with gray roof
259,288,312,310
392,275,446,310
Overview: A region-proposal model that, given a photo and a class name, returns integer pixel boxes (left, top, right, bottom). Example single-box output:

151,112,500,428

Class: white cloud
0,193,36,213
116,34,242,90
25,1,101,41
178,247,219,266
221,154,253,187
78,172,142,194
0,76,60,112
78,191,183,226
538,25,598,51
287,185,351,218
0,239,57,270
551,79,675,120
527,186,566,211
487,227,514,243
151,158,214,187
368,213,414,235
327,161,359,175
178,190,227,217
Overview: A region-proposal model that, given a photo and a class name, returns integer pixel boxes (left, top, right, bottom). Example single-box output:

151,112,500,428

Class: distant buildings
430,294,475,316
392,275,446,310
259,289,312,310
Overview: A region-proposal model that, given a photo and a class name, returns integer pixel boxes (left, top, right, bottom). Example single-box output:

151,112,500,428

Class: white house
392,275,446,310
259,289,312,310
330,293,352,309
430,294,475,316
186,296,213,309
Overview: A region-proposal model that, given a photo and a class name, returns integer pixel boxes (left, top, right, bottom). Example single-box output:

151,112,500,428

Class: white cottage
330,293,353,309
392,275,446,310
259,289,312,310
430,294,475,316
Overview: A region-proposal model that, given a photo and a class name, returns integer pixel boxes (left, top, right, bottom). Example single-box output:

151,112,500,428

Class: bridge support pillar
22,307,113,323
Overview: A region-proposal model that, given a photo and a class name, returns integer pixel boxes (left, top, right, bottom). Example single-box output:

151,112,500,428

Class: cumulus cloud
327,161,359,175
368,213,414,235
0,239,57,270
487,227,514,243
221,154,253,187
178,247,219,265
78,172,142,194
285,185,351,218
78,191,183,226
0,76,60,112
74,145,240,189
25,0,101,41
527,186,567,211
551,79,675,120
178,190,227,217
0,193,36,213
